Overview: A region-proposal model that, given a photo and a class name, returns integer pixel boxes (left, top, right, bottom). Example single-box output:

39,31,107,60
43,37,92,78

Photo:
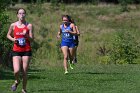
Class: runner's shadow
70,72,124,75
0,70,14,80
85,72,124,74
28,68,46,80
0,68,46,80
30,89,65,92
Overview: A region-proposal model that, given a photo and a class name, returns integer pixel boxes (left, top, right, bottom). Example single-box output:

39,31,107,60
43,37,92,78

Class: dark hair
62,15,71,21
70,18,75,24
17,8,26,14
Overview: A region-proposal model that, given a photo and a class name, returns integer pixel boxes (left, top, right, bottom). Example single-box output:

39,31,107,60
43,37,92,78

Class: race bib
73,36,76,40
63,33,70,38
17,38,26,46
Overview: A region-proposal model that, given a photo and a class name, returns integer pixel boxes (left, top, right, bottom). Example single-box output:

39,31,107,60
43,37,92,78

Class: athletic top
61,23,73,42
13,22,31,52
73,35,79,42
73,26,79,42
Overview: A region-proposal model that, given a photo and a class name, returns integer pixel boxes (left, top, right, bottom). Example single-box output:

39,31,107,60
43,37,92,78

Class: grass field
1,3,140,93
1,64,140,93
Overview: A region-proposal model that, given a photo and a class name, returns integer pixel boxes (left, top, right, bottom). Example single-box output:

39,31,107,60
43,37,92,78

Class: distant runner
70,18,80,63
57,15,77,74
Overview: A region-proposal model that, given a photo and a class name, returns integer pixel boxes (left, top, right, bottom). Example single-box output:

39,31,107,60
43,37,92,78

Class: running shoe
68,60,70,63
11,81,20,91
22,89,27,93
69,64,74,70
74,58,77,63
64,70,68,74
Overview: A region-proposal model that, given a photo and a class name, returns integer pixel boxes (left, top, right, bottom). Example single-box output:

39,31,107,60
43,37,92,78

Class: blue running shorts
61,41,75,48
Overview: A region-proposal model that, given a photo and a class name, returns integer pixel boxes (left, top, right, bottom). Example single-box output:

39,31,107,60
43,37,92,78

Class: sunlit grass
1,64,140,93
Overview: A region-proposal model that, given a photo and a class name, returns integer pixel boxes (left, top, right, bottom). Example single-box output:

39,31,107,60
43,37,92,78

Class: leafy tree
0,0,12,66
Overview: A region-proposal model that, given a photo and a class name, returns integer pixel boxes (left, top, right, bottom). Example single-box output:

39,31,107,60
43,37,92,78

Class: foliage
50,0,59,6
98,55,110,64
27,0,44,17
96,43,111,64
11,0,140,4
117,0,140,12
0,0,11,11
0,0,12,66
118,0,134,12
110,29,140,64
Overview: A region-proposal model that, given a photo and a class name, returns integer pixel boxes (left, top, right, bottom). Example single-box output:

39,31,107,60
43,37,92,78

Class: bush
118,0,134,12
0,0,11,10
96,43,111,64
0,0,12,66
0,13,12,66
110,29,140,64
98,55,111,64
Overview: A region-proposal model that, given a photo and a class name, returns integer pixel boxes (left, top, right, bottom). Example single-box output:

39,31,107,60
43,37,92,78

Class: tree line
11,0,140,4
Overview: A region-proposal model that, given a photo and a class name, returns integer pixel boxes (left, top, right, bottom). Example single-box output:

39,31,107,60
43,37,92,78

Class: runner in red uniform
13,22,31,52
7,8,33,93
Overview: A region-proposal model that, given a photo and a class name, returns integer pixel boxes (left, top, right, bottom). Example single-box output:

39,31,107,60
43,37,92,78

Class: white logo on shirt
16,29,27,35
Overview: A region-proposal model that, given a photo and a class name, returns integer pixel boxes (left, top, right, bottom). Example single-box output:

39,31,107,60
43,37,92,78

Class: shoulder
75,25,79,29
70,23,75,27
11,22,17,27
60,24,63,29
27,23,32,27
27,23,33,29
10,22,17,29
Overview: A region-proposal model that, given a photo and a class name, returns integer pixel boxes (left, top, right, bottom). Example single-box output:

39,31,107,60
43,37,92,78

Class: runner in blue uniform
57,15,77,74
70,19,80,63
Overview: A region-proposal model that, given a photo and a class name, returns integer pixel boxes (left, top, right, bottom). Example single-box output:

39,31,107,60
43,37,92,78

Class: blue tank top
61,24,73,42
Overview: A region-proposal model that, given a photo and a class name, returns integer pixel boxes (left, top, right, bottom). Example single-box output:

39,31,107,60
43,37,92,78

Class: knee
14,70,20,75
63,55,68,60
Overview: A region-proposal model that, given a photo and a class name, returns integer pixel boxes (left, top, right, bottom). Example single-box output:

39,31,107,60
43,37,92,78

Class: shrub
118,0,134,12
96,43,111,64
0,0,12,66
0,13,12,66
110,29,140,64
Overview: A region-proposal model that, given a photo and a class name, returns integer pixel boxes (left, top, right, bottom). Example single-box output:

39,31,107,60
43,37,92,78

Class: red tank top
13,23,31,52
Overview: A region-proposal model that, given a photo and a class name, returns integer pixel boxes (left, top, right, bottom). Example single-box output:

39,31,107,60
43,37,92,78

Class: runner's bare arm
66,23,77,35
7,23,16,42
57,25,62,39
27,24,34,40
75,26,80,36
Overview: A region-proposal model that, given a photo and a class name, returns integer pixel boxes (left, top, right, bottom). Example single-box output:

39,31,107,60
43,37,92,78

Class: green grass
1,3,140,93
1,64,140,93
